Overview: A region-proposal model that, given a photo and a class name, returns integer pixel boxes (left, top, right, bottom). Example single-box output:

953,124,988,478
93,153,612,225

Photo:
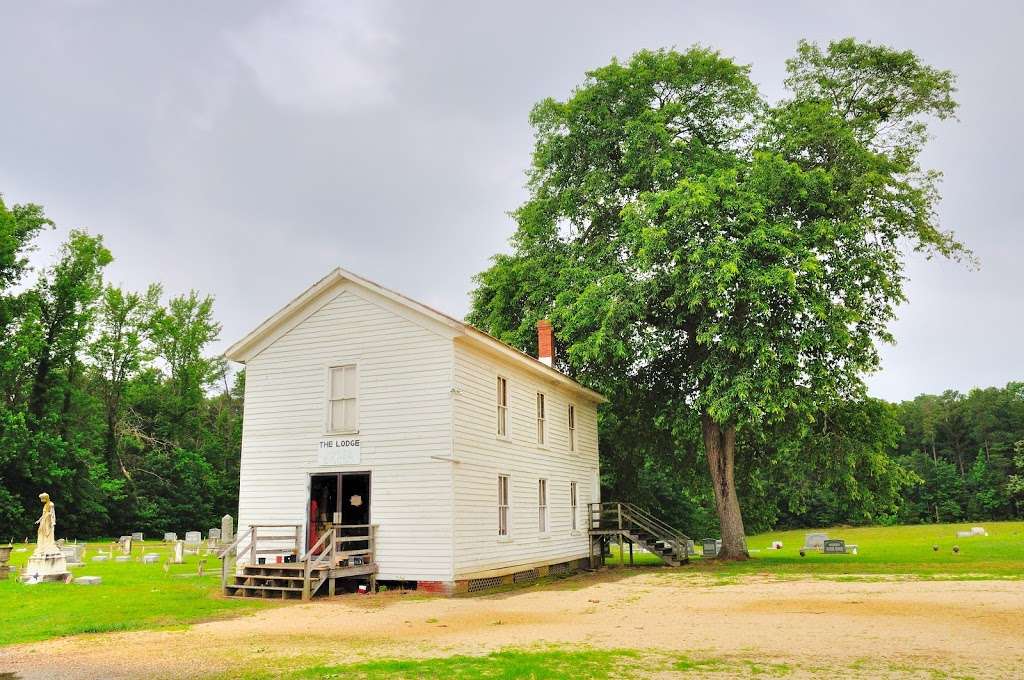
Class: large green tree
468,40,967,558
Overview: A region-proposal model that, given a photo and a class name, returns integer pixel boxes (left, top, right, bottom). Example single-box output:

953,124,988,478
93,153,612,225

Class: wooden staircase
218,523,377,600
588,502,691,567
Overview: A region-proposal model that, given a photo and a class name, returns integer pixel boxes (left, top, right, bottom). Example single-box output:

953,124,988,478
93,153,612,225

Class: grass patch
292,648,639,679
254,648,799,679
610,521,1024,580
0,540,269,647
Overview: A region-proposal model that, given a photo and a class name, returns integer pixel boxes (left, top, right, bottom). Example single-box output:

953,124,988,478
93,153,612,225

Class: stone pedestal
20,549,72,584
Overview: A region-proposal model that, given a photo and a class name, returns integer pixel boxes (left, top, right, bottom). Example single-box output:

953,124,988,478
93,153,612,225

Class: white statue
33,492,58,556
21,491,71,584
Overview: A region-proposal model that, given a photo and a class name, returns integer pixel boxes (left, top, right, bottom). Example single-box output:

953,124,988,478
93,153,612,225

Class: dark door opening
340,473,370,552
308,472,371,553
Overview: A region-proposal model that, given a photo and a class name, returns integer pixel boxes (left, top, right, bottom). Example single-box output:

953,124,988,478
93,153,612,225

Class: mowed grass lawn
616,520,1024,578
0,540,269,646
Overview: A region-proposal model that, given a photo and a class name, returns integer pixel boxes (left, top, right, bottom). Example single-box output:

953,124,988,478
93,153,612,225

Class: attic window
328,364,358,433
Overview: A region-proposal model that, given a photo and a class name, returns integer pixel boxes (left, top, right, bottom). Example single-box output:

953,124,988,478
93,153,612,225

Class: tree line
0,196,241,540
1,193,1021,543
595,387,1024,540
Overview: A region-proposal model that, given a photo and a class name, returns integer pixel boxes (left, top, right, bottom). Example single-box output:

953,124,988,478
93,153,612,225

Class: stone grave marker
702,538,719,558
131,532,144,542
956,530,973,538
803,533,828,550
0,544,11,580
221,514,234,543
184,531,202,554
208,528,221,546
91,554,108,562
114,555,131,562
142,553,160,564
172,539,185,564
823,539,847,554
163,532,177,543
118,536,133,555
61,544,85,567
75,576,102,585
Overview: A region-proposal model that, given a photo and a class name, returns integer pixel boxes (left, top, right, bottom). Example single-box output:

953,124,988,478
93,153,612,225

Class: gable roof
224,267,606,404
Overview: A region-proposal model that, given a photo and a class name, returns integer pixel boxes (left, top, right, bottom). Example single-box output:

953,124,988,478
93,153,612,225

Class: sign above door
317,438,360,465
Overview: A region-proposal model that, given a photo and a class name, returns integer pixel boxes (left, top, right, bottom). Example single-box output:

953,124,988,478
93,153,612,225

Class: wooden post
294,524,301,556
302,555,312,601
588,534,595,569
327,527,336,597
250,526,257,566
629,540,634,566
617,504,624,567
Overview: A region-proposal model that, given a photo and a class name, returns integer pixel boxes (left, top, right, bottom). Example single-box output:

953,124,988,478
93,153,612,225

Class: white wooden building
224,267,605,594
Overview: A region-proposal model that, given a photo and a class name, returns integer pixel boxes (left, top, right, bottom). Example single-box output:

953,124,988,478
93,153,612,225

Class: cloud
226,0,397,114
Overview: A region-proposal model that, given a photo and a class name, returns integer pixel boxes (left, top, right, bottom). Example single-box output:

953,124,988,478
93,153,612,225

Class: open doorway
308,472,371,552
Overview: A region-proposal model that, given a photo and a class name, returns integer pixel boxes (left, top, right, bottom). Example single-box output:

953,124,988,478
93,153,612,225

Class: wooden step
229,583,308,592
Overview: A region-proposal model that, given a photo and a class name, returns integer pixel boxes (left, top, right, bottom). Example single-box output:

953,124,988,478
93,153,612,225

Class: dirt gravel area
2,571,1023,678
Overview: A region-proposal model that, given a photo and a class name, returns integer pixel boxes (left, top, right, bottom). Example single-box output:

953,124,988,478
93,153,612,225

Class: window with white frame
567,403,576,452
498,474,510,536
536,392,546,445
538,478,548,533
496,376,508,437
328,364,358,432
570,481,578,531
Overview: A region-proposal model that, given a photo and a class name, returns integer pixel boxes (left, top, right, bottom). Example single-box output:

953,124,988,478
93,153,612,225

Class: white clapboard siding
451,339,601,579
237,281,456,581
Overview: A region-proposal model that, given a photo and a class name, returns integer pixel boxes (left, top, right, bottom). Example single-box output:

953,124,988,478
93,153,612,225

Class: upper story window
536,392,546,445
496,375,509,437
567,403,576,452
328,364,358,433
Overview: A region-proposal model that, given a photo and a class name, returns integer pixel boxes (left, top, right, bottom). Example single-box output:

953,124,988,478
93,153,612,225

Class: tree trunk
701,412,748,560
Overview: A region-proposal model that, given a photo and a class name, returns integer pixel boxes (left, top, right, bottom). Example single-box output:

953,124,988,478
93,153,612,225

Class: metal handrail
588,502,691,560
621,503,690,545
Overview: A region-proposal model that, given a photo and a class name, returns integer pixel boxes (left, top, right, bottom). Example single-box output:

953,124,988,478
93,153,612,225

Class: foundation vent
467,575,504,593
549,561,574,576
512,568,539,584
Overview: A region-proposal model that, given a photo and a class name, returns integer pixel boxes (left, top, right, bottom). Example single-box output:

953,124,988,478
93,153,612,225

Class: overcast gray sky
0,1,1020,402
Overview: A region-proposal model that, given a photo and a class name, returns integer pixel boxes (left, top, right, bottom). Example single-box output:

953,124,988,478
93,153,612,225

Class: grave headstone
75,576,102,585
118,536,133,555
114,555,131,562
163,532,177,542
823,539,847,554
61,544,86,566
184,531,202,554
956,530,973,538
172,539,185,564
142,553,160,564
92,555,108,562
131,532,144,542
702,538,719,558
803,533,828,550
971,527,988,536
221,514,234,543
209,528,221,542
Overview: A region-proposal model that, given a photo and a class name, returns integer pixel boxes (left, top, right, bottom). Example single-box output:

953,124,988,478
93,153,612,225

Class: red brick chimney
536,319,554,367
